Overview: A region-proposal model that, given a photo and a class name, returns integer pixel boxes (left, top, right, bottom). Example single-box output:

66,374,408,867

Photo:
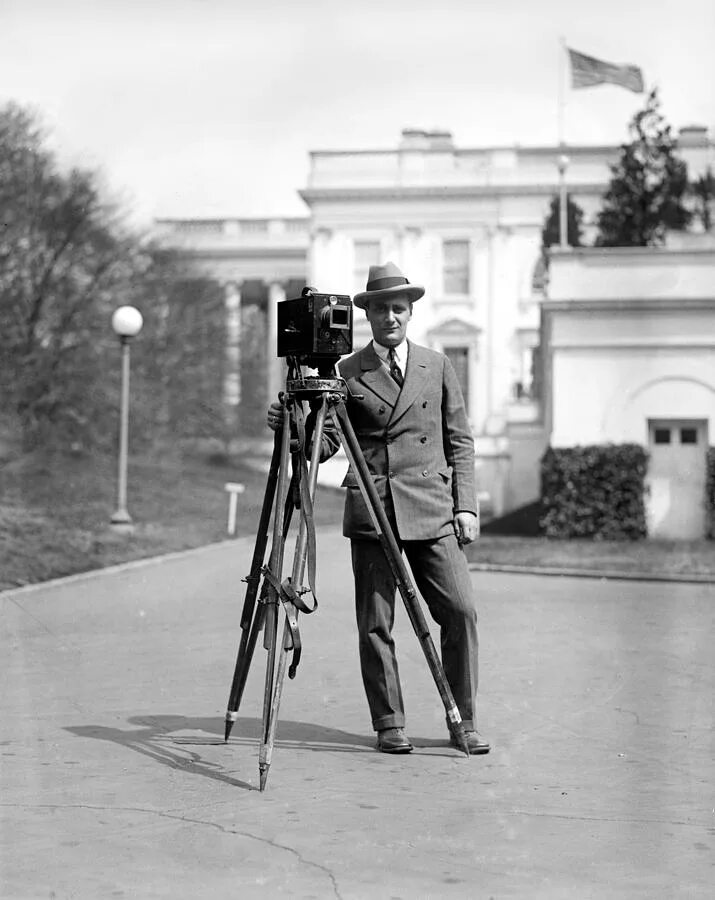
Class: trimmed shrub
540,444,648,540
706,448,715,539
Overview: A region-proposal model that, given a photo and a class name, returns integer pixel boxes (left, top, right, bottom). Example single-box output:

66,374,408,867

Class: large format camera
277,288,353,369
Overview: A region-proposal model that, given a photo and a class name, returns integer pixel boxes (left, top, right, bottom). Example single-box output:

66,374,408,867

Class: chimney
400,129,454,151
425,130,454,150
400,129,429,150
677,125,709,147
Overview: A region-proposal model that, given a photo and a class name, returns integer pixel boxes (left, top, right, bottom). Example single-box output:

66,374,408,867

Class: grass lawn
1,447,713,590
465,535,715,578
0,446,346,591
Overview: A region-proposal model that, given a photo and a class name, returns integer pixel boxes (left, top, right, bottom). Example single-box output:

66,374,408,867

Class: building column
400,226,422,278
309,227,334,293
223,280,242,430
267,281,286,402
485,228,496,420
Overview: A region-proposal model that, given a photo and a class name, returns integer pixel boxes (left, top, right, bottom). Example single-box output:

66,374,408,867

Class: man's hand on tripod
267,401,304,454
267,401,284,432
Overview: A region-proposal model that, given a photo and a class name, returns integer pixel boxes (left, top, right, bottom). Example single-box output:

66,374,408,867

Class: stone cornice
548,337,715,350
162,246,307,260
550,245,715,260
299,183,606,203
308,143,618,158
542,297,715,312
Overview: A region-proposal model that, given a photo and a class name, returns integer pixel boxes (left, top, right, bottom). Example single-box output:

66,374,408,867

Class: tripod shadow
65,715,376,792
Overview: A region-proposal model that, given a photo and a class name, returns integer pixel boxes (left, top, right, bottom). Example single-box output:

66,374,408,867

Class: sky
2,0,714,224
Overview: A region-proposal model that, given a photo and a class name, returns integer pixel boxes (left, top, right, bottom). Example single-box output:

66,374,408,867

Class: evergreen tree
595,88,691,247
690,167,714,232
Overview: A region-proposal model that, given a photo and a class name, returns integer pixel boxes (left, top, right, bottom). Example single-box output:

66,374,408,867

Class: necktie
388,348,404,388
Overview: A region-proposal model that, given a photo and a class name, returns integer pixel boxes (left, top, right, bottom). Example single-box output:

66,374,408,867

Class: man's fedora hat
353,261,425,310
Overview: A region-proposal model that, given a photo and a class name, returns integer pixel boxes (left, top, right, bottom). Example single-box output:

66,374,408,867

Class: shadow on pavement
65,719,254,791
65,715,382,792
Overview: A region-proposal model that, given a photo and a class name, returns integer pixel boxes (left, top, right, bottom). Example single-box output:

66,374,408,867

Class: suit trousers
350,530,479,733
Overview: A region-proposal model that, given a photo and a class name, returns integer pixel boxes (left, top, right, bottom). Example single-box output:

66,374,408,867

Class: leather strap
258,398,319,680
291,400,319,605
260,568,303,678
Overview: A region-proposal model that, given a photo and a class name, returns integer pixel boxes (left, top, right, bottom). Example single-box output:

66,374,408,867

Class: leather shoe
450,730,490,755
376,727,413,754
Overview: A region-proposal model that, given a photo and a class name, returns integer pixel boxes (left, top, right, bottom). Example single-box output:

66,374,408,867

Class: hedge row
540,444,648,540
706,448,715,539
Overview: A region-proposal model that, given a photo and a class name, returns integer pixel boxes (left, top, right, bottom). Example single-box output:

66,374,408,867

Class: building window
354,241,381,295
444,346,470,411
680,428,698,444
513,346,538,401
654,428,671,444
531,254,548,295
443,240,470,295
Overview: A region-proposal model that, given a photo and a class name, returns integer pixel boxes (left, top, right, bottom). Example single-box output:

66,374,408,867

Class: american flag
568,48,644,93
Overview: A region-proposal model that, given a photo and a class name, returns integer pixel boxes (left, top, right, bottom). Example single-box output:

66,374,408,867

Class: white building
155,125,714,525
544,237,715,539
153,216,309,409
301,128,613,427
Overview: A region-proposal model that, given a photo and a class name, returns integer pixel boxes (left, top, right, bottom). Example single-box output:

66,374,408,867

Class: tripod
223,357,470,791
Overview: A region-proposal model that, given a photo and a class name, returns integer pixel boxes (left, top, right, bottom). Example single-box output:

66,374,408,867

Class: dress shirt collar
372,339,408,373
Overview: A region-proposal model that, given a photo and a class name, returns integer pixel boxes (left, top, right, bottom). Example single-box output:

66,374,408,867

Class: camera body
277,288,353,363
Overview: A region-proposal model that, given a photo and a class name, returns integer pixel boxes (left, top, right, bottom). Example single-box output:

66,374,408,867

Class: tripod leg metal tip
259,765,269,792
450,727,470,757
224,711,238,743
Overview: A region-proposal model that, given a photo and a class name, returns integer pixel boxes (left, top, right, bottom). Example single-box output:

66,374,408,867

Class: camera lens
331,308,349,326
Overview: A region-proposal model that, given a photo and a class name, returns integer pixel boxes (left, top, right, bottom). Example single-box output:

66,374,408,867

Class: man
267,262,488,756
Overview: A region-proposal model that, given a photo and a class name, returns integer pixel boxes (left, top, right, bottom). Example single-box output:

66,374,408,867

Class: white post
486,227,496,418
558,36,568,151
558,153,570,249
110,305,142,528
111,338,132,525
228,491,237,534
225,482,245,535
558,37,570,249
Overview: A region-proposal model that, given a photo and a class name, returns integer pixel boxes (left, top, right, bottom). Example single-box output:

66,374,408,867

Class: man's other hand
454,511,479,545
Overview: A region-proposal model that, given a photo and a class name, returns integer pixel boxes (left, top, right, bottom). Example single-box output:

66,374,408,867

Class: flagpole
558,36,569,249
558,35,566,148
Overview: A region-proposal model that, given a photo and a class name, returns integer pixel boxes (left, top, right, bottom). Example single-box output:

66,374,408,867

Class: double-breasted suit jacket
334,341,478,542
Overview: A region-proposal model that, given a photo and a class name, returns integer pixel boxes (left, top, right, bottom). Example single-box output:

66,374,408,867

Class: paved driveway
2,527,713,898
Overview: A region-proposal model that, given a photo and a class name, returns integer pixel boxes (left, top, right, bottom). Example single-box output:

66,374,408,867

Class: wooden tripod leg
224,432,283,741
259,398,328,791
329,401,470,757
224,479,297,743
256,404,295,786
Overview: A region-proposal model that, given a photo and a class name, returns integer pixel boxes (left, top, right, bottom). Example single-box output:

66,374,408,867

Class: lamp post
557,153,570,249
110,305,143,527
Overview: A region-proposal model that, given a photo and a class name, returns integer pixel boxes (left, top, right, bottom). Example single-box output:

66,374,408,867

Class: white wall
547,246,715,448
549,243,715,300
545,244,715,538
550,347,715,446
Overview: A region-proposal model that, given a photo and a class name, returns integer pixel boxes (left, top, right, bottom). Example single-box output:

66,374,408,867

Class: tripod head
287,355,339,379
284,355,347,401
